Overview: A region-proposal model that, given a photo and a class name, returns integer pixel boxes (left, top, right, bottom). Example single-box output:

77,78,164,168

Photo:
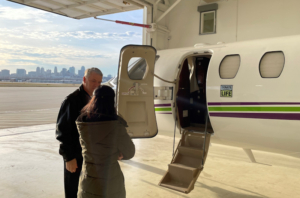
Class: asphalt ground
0,87,78,129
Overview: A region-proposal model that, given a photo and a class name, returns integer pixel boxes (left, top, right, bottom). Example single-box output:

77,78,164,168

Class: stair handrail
170,139,182,163
201,113,209,167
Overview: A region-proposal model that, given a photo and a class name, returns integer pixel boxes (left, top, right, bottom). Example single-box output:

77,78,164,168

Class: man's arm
56,99,77,162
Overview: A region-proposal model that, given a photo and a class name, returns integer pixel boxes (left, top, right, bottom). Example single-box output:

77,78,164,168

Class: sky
0,1,144,76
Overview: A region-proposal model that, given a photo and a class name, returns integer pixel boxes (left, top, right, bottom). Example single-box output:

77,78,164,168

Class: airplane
6,0,300,194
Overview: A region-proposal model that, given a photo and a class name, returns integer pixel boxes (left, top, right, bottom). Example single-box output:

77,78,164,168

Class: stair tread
183,126,214,133
179,146,203,151
169,163,199,171
160,182,189,193
178,146,204,154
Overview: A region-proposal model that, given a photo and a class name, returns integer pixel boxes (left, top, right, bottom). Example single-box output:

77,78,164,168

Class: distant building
54,67,58,75
41,67,45,75
28,71,36,77
69,66,75,76
107,74,112,79
36,67,41,76
61,68,67,76
78,66,85,78
46,69,51,76
0,69,10,77
16,69,26,77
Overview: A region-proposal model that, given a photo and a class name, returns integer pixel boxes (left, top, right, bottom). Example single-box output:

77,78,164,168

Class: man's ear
83,76,86,84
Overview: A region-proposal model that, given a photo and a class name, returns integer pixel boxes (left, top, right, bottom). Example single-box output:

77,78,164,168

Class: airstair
159,121,211,193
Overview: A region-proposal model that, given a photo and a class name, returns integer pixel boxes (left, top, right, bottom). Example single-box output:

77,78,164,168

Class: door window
128,58,147,80
128,56,160,80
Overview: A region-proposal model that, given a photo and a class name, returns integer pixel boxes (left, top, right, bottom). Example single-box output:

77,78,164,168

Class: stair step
160,181,190,193
159,132,212,194
170,163,198,171
168,163,198,185
173,146,204,168
159,163,200,193
178,146,203,158
183,132,211,148
169,163,198,174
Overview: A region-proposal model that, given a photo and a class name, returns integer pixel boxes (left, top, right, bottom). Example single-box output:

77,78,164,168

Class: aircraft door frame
116,45,158,138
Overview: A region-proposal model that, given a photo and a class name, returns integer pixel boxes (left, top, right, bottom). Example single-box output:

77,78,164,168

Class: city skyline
0,65,113,84
0,1,143,76
0,66,112,78
0,66,112,76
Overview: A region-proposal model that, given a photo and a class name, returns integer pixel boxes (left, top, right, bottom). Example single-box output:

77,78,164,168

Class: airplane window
128,58,147,80
219,55,240,79
128,56,160,80
260,51,284,78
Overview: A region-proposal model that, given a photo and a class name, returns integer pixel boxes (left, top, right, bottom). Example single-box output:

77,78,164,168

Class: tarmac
0,124,300,198
0,87,77,129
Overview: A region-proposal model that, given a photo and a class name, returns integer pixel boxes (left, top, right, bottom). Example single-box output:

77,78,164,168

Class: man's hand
66,158,78,173
118,153,123,160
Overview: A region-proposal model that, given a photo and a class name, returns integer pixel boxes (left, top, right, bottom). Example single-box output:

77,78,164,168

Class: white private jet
6,0,300,194
115,35,300,192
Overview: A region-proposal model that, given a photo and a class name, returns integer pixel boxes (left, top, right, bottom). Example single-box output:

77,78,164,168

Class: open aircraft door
159,55,212,194
116,45,158,138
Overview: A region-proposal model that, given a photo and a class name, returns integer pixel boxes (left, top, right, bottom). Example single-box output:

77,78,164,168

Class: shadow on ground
122,160,268,198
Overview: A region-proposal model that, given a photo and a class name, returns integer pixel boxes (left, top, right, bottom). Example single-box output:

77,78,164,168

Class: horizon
0,66,113,76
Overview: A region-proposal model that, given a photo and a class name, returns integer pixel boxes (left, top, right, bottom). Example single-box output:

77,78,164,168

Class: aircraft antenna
94,17,152,29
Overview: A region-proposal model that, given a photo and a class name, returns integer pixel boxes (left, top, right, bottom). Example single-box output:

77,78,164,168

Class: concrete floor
1,124,300,198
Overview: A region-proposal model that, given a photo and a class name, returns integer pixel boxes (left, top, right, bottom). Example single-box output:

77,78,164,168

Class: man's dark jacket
56,84,91,161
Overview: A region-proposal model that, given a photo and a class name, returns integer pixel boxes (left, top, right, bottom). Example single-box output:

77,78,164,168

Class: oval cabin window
219,55,240,79
259,51,285,78
127,56,160,80
127,57,148,80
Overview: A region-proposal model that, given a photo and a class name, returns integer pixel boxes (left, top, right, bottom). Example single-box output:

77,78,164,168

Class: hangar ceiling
7,0,150,19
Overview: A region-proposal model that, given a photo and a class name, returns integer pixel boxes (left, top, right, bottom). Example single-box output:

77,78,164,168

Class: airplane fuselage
154,35,300,159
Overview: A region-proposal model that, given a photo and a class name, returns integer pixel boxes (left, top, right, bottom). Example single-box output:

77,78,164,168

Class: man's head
83,68,103,96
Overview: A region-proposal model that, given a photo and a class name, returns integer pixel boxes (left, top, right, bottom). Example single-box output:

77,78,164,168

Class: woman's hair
81,85,116,119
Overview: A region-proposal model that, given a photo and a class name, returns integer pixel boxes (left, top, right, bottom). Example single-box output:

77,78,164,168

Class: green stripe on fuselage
208,107,300,112
155,108,172,111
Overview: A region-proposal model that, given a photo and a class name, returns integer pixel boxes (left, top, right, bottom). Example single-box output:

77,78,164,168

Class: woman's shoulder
77,113,115,122
116,115,128,127
76,113,128,127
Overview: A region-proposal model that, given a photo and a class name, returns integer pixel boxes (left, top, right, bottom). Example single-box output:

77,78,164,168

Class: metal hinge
154,86,173,100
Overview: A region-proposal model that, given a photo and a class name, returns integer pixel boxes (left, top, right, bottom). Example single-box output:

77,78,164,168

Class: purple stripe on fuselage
208,102,300,106
154,104,172,107
209,112,300,120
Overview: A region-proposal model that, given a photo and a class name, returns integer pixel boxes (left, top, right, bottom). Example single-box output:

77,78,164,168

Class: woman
76,85,135,198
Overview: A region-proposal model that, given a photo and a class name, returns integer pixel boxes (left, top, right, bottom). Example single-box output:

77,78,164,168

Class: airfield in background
0,85,78,129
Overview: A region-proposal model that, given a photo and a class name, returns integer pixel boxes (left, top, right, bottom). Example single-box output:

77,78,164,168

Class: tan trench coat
76,117,135,198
